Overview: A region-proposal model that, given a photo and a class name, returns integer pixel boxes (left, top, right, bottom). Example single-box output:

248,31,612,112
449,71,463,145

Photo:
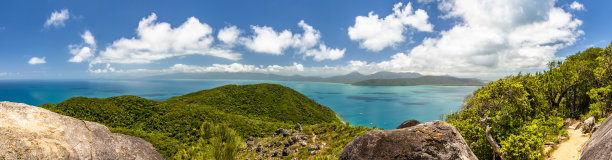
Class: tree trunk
480,117,505,159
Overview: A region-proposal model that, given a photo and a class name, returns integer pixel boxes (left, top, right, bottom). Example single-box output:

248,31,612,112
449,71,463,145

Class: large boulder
580,115,612,160
0,101,163,160
396,119,421,129
339,120,477,160
582,116,596,132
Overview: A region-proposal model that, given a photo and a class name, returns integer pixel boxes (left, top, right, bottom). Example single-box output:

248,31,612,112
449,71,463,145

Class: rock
0,101,163,160
583,116,595,132
274,141,283,147
591,123,600,133
580,115,612,160
396,119,421,129
289,136,298,145
339,120,477,160
247,141,254,148
545,142,555,145
271,151,279,157
248,136,255,141
310,151,317,155
282,148,291,156
559,136,567,141
300,141,307,147
309,144,321,151
295,123,303,131
275,128,290,137
255,144,263,152
565,118,572,128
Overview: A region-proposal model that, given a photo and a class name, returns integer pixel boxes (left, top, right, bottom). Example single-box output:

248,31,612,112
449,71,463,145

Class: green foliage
352,76,484,86
173,122,243,160
39,83,346,159
446,42,612,159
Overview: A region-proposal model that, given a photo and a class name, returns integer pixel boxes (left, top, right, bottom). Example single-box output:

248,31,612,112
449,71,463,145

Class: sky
0,0,610,80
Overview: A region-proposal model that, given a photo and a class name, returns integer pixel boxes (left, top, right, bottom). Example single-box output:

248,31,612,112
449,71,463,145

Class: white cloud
241,26,296,55
44,9,70,28
69,30,96,63
351,0,584,78
28,57,46,65
304,44,345,61
165,63,306,74
93,13,241,64
293,21,321,52
218,25,241,45
348,2,433,52
89,63,116,73
82,30,95,46
570,1,585,11
240,20,344,61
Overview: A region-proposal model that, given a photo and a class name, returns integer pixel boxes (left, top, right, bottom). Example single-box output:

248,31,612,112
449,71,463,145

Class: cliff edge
0,101,163,160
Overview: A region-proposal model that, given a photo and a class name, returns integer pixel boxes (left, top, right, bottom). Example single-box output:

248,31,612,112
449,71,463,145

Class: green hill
352,76,484,86
164,84,339,124
39,83,369,159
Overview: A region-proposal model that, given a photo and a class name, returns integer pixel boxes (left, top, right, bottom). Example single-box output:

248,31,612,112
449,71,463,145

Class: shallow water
0,79,479,129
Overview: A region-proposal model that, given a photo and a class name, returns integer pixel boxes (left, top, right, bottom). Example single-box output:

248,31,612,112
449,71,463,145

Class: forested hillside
446,43,612,159
40,83,371,159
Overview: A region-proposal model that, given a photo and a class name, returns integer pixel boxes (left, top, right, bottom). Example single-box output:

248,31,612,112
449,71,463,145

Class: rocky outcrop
0,101,163,160
582,116,596,132
396,119,420,129
339,120,477,160
580,115,612,160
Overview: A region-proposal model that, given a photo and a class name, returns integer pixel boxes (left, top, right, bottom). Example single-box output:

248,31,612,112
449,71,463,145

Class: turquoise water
0,79,479,129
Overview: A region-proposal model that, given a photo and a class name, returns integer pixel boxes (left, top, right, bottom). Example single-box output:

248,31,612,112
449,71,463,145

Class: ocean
0,79,479,129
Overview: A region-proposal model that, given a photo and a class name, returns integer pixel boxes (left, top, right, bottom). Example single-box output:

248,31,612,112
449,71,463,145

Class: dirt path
548,123,590,160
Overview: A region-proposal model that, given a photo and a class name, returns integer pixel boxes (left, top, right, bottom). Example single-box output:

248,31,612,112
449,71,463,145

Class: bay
0,79,479,129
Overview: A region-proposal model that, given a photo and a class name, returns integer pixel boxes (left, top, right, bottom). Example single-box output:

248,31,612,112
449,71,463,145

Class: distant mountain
352,76,484,86
149,71,422,83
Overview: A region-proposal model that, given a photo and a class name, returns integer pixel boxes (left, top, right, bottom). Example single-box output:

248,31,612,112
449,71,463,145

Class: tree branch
480,117,505,159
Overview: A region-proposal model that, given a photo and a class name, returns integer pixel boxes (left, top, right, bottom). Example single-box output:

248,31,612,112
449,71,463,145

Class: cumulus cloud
218,25,241,45
348,0,584,78
240,20,344,61
82,30,95,46
111,61,376,77
69,30,96,63
28,57,46,65
44,9,70,28
89,63,116,73
348,2,433,52
304,44,346,61
241,25,295,54
92,13,241,64
136,62,307,74
570,1,585,11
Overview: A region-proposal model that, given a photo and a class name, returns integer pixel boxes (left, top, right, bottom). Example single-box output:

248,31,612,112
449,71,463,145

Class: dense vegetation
446,43,612,159
352,76,484,86
40,83,370,159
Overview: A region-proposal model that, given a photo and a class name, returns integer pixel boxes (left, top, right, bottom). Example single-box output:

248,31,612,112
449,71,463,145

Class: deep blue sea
0,79,479,129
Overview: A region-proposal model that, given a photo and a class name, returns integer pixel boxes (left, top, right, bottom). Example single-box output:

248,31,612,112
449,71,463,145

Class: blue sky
0,0,610,79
